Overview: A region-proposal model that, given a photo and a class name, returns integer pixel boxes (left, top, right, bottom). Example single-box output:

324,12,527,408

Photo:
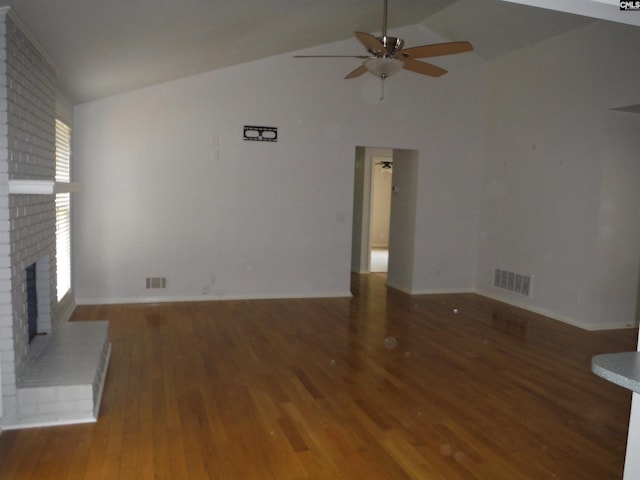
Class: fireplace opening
26,263,38,342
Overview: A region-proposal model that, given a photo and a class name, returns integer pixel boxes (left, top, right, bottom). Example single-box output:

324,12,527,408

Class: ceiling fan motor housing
376,35,404,56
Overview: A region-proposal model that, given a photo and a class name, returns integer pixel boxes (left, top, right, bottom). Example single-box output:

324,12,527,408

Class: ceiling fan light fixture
364,57,403,79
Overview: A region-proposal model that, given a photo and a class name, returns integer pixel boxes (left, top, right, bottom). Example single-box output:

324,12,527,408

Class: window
55,119,71,301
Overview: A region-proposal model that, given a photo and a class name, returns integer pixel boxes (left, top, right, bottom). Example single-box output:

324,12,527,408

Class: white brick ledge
8,180,84,195
2,321,111,430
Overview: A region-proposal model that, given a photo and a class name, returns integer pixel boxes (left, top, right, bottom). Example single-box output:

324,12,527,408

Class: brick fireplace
0,8,110,430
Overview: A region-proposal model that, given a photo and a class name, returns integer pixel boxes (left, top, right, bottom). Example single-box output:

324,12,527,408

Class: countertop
592,351,640,393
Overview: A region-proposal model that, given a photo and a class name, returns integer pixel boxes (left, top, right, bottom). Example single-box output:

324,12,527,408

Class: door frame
351,146,419,291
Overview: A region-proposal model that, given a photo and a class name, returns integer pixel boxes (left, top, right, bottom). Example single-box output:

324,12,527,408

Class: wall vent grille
493,268,532,297
146,277,167,289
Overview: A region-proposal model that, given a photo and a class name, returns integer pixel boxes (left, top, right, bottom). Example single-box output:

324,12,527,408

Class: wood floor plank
0,273,636,479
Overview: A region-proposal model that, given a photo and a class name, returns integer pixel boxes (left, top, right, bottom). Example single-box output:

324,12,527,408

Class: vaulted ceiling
0,0,637,105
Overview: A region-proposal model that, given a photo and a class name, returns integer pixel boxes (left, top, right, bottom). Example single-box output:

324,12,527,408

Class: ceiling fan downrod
382,0,388,38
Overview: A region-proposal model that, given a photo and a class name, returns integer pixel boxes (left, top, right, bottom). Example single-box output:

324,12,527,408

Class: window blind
55,119,71,301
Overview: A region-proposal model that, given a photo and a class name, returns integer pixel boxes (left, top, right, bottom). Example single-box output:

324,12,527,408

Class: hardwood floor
0,273,636,479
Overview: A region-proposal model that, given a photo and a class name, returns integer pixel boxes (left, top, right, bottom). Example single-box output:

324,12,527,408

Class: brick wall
0,10,57,422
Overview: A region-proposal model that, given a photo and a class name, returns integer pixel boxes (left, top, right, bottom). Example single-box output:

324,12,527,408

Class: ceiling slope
0,0,636,104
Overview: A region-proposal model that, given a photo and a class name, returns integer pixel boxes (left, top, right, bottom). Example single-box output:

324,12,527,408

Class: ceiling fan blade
399,41,473,59
402,58,447,77
294,55,371,58
345,64,368,79
355,31,385,55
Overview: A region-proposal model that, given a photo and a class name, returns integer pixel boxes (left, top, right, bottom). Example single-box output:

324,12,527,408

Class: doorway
370,155,393,273
351,146,419,293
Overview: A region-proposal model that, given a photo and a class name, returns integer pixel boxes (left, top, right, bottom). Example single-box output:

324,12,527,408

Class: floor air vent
493,268,531,297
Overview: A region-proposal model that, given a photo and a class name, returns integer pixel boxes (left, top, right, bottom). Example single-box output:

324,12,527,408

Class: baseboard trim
476,289,637,331
55,292,76,324
2,416,97,431
76,291,353,306
409,288,476,295
74,287,635,331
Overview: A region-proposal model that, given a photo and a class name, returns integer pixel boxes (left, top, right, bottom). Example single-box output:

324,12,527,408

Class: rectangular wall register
2,321,111,429
493,268,532,297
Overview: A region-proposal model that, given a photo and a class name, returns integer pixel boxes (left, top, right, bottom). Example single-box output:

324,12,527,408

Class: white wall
594,113,640,327
409,66,486,294
477,21,640,330
370,158,392,248
72,18,640,331
387,149,419,293
73,25,486,304
350,146,368,274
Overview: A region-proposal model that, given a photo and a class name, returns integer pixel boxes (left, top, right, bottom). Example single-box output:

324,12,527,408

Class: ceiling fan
375,160,393,171
294,0,473,101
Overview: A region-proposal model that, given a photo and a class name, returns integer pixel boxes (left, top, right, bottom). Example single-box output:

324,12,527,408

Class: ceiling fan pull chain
380,75,386,102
